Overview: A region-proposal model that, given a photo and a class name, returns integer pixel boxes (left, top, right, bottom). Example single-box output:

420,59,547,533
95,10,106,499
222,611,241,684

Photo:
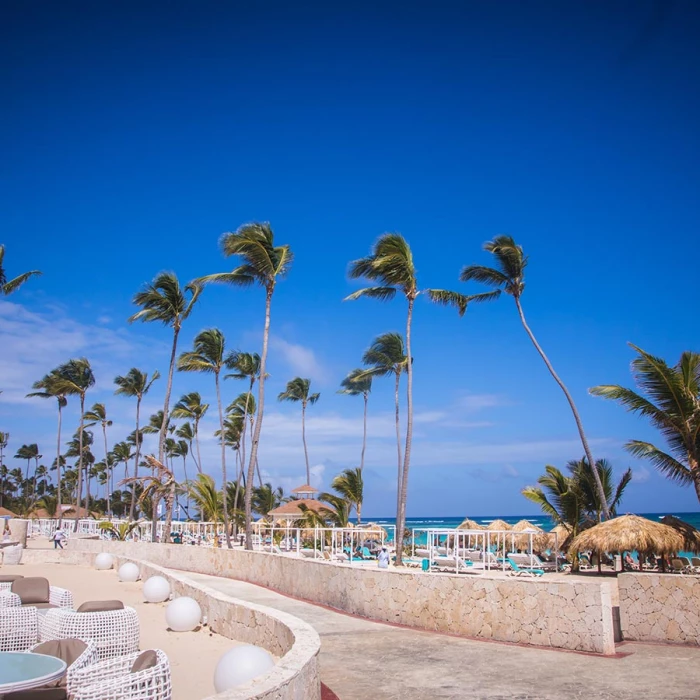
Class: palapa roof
358,522,388,537
570,515,684,555
512,519,543,533
457,518,484,531
0,507,17,518
291,484,318,494
486,519,512,531
268,498,328,519
660,515,700,554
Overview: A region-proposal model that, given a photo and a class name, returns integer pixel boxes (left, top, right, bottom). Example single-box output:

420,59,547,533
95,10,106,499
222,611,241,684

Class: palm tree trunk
56,404,63,525
75,394,85,524
194,418,203,474
101,423,110,518
245,287,272,550
130,399,141,521
360,392,368,472
163,481,176,539
216,372,232,548
396,297,415,567
153,326,180,542
514,296,610,519
394,370,403,542
301,401,311,485
182,455,189,513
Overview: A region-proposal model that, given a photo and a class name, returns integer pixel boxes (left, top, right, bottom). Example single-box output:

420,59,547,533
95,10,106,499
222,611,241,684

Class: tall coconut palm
227,392,262,486
129,272,201,540
338,369,372,472
252,483,283,518
361,332,407,530
114,368,160,521
0,245,41,296
590,345,700,503
567,457,632,522
187,473,223,523
27,371,68,521
111,441,134,493
83,403,112,515
174,425,194,480
14,444,41,504
346,233,480,565
460,235,609,518
51,358,95,521
196,222,293,550
171,393,208,473
278,378,320,485
65,429,94,513
331,467,364,524
0,432,9,508
171,439,190,515
178,328,236,547
221,400,249,536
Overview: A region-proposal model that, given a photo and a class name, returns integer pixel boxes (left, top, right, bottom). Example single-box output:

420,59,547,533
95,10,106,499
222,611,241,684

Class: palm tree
171,393,208,473
52,358,95,521
175,422,196,474
461,235,609,518
331,467,364,524
252,483,283,518
111,441,134,498
567,458,632,522
14,444,39,488
338,369,372,473
129,272,201,540
590,345,700,503
187,473,223,523
361,332,407,529
178,328,236,546
83,403,112,515
0,432,9,508
65,429,94,511
0,245,41,296
278,378,320,485
197,222,293,550
27,371,67,521
225,352,261,485
317,494,350,528
114,368,160,520
346,233,478,565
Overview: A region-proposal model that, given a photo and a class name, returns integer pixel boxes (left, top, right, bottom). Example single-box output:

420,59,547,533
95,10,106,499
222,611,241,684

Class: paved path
188,572,700,700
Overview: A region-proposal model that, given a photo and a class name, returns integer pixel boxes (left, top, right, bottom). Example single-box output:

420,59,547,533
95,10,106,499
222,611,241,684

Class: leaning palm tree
0,245,41,296
178,328,236,547
346,233,484,565
83,403,112,515
187,473,223,523
196,222,293,550
590,345,700,503
567,457,632,523
361,332,407,526
461,235,609,518
53,358,95,521
331,467,364,524
129,272,201,540
27,371,68,522
114,368,160,521
337,369,372,472
171,393,208,473
278,378,320,485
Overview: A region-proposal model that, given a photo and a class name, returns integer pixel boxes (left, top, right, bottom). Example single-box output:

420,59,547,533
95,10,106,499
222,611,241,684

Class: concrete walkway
189,572,700,700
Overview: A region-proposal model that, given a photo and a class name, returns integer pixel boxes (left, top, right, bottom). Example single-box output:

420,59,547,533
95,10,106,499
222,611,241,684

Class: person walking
52,528,66,549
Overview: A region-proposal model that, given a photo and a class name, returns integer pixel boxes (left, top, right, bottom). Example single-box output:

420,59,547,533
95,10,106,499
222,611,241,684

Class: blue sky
1,1,699,517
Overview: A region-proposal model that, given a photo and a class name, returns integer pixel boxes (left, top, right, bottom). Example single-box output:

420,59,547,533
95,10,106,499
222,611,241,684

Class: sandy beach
3,559,238,700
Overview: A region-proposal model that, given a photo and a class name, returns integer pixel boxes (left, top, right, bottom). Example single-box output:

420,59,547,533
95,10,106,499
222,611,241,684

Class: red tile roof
268,498,329,518
291,484,318,494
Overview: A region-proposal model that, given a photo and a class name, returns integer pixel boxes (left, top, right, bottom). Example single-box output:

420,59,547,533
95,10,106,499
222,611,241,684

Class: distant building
267,484,329,523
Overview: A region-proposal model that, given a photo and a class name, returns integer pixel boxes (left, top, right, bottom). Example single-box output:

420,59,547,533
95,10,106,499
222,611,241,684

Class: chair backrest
507,557,521,571
0,575,24,583
679,556,691,566
691,558,700,567
77,600,124,613
12,576,50,604
34,638,88,667
671,559,684,571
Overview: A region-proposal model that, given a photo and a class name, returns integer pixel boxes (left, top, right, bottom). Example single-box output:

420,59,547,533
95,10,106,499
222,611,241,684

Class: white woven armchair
70,649,171,700
40,606,140,659
0,591,21,607
0,605,38,651
49,586,74,608
29,638,99,687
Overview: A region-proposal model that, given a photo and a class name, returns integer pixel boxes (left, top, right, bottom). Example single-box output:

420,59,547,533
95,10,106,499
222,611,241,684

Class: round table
0,652,67,693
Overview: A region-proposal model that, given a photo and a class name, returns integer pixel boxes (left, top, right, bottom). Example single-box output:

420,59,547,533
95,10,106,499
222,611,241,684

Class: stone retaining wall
618,572,700,645
26,548,321,700
68,540,616,655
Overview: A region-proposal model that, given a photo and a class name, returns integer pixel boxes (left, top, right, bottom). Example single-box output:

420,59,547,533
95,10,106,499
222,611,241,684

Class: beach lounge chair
671,558,692,574
506,557,544,577
690,557,700,573
509,552,556,572
361,546,375,559
578,553,593,570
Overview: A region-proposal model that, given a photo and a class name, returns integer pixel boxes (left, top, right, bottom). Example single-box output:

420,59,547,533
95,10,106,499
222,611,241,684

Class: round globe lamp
94,553,114,571
165,596,201,632
118,562,140,582
143,576,171,603
213,645,275,692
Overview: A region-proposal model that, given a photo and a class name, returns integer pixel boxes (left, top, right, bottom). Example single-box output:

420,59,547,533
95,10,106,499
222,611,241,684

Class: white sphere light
142,576,171,603
213,645,275,692
94,553,114,571
165,596,201,632
118,562,140,583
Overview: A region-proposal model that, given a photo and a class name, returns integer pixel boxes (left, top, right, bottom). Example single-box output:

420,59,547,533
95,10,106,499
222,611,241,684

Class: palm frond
344,286,397,302
625,440,692,486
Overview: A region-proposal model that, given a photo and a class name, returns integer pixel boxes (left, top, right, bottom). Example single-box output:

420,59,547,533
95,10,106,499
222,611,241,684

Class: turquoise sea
373,512,700,557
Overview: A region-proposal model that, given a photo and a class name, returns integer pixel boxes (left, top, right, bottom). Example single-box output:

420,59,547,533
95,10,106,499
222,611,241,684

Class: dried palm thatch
486,519,512,531
358,522,388,539
660,515,700,554
457,518,484,531
549,523,572,550
511,520,547,550
569,515,684,555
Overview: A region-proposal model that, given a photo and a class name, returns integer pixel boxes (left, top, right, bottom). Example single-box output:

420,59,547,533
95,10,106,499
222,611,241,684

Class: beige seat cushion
12,577,50,604
34,638,88,668
76,600,124,613
130,649,158,673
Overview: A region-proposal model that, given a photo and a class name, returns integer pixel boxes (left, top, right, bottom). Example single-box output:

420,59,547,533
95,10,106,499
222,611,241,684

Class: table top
0,652,67,692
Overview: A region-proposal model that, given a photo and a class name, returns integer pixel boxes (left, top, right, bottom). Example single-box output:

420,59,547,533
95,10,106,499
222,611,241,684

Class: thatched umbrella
457,518,484,531
359,522,388,539
486,519,512,531
569,515,684,564
660,515,700,554
549,523,572,550
512,519,547,551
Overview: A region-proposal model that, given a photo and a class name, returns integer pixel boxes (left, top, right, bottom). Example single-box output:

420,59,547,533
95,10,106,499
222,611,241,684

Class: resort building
267,484,327,524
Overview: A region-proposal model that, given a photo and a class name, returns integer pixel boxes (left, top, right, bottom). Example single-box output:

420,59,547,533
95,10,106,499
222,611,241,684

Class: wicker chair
10,577,74,609
70,649,171,700
0,605,38,651
0,591,22,607
2,544,23,565
40,607,140,659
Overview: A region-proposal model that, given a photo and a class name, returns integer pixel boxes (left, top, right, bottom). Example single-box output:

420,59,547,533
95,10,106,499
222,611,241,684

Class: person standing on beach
52,528,66,549
378,547,390,569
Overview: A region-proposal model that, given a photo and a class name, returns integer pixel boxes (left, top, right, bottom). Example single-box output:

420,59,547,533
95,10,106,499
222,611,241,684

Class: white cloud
269,336,329,384
457,393,509,412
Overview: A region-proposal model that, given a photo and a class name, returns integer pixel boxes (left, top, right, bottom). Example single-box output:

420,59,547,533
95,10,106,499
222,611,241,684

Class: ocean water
371,512,700,557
